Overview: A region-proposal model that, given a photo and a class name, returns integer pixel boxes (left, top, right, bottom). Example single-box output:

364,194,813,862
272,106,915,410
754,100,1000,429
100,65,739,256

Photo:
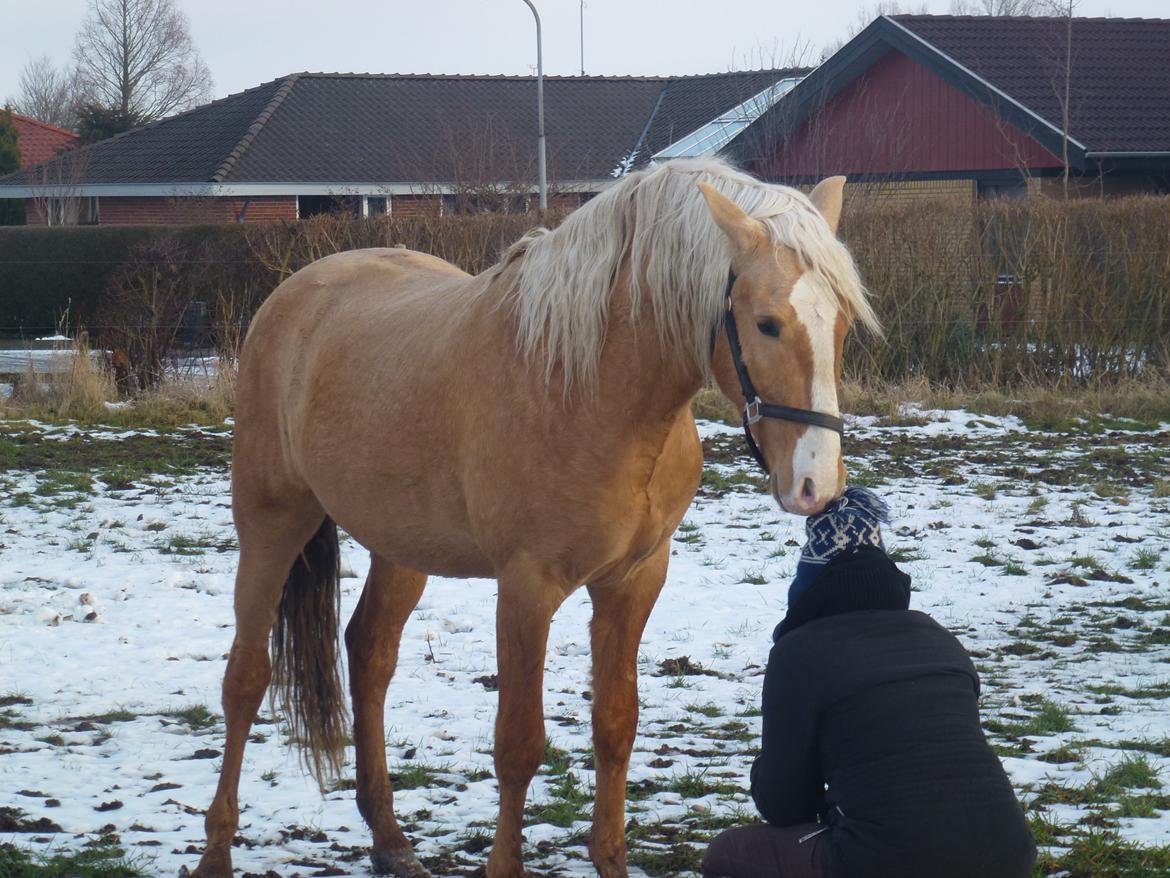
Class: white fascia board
0,179,613,198
1084,151,1170,158
882,16,1088,153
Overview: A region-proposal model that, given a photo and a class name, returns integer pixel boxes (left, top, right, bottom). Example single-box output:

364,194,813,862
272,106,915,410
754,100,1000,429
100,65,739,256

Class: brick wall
97,196,297,225
24,195,297,225
391,194,442,217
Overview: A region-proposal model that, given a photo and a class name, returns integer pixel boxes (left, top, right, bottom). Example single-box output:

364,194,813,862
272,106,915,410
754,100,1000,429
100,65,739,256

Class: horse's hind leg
586,541,671,878
189,500,326,878
345,556,429,877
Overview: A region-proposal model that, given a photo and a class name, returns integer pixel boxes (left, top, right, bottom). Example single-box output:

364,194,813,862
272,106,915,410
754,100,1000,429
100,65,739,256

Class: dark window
298,195,361,218
366,196,388,216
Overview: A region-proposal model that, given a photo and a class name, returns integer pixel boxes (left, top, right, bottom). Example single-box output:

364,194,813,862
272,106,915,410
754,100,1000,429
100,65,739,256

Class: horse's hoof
484,854,526,878
590,853,630,878
371,848,433,878
182,848,232,878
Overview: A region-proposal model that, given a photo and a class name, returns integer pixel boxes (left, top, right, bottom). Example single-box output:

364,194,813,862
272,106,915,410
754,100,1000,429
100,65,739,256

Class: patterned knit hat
788,486,890,606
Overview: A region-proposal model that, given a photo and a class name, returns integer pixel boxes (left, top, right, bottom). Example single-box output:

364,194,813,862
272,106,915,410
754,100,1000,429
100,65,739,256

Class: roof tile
0,70,803,188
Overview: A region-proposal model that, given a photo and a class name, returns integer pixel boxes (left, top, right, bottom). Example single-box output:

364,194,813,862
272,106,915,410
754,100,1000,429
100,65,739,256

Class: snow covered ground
1,411,1168,876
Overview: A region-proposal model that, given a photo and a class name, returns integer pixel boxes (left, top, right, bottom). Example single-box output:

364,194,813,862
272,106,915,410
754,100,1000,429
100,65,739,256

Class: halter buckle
744,398,762,425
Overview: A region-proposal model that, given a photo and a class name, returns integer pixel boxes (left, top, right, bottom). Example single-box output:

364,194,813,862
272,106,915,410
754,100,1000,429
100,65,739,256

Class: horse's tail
270,517,349,789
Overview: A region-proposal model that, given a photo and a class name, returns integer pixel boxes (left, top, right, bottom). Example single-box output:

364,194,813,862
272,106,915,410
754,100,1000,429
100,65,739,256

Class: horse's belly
308,459,494,578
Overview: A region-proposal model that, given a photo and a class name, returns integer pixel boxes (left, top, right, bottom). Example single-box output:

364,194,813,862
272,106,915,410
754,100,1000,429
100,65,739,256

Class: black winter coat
750,548,1036,878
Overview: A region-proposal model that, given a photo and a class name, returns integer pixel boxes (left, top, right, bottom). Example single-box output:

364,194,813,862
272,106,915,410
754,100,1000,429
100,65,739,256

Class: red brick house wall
391,194,442,217
24,195,297,226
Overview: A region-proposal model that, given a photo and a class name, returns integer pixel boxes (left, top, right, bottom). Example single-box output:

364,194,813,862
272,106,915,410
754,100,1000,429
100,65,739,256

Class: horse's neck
593,280,706,427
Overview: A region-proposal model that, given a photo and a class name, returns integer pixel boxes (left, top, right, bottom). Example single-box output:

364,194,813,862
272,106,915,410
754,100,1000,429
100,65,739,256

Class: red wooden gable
752,49,1063,180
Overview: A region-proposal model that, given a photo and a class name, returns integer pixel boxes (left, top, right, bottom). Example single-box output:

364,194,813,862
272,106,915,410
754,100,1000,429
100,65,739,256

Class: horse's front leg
486,561,567,878
586,541,671,878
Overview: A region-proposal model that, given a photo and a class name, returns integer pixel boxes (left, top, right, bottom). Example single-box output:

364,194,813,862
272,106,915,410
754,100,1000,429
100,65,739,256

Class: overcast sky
3,0,1167,104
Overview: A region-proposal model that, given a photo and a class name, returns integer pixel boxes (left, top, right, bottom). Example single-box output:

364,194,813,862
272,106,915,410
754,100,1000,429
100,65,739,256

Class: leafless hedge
76,197,1170,389
841,194,1170,385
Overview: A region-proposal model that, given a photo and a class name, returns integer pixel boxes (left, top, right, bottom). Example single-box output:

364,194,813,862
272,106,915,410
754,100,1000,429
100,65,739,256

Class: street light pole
520,0,548,212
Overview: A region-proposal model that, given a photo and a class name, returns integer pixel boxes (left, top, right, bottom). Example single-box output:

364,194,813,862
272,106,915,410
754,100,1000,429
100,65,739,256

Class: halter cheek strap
715,269,845,476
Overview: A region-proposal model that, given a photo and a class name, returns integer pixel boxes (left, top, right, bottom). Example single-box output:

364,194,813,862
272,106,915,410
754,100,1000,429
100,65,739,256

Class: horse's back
232,247,497,571
251,247,466,334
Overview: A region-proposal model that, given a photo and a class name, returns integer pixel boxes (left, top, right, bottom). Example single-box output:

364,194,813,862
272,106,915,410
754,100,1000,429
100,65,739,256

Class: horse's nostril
801,477,816,501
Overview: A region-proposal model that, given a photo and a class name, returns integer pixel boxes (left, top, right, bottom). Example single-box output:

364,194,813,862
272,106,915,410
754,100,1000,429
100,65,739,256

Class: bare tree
1040,0,1080,197
26,146,91,225
823,2,929,59
9,55,81,129
73,0,213,122
950,0,1045,13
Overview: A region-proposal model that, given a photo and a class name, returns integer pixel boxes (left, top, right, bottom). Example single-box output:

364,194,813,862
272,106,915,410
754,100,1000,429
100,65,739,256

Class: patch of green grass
684,702,724,718
1116,794,1164,819
1089,681,1170,700
456,827,494,854
389,761,450,791
1002,559,1028,576
972,482,997,500
1039,742,1084,765
0,839,143,877
739,568,767,585
1096,754,1162,796
987,699,1074,739
525,771,592,827
1093,479,1130,499
542,738,572,776
158,533,206,556
888,546,926,563
71,709,138,724
1026,495,1048,515
1113,738,1170,758
662,769,741,799
1034,828,1170,877
700,467,764,494
0,426,229,479
972,552,1003,568
164,704,218,730
626,843,703,877
34,471,94,497
1133,548,1161,571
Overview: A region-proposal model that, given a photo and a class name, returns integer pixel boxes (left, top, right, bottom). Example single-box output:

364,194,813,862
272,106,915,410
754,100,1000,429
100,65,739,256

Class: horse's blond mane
509,157,877,389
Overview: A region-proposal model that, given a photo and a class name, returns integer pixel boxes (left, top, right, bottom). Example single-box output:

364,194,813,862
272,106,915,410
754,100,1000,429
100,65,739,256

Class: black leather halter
715,269,845,476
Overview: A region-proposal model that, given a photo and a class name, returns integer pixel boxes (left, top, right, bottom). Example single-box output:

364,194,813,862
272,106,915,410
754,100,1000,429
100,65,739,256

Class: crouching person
703,488,1036,878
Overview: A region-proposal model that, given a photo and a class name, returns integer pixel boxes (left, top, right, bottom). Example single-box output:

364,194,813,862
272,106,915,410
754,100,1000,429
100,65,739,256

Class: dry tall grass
1,335,236,427
7,335,115,421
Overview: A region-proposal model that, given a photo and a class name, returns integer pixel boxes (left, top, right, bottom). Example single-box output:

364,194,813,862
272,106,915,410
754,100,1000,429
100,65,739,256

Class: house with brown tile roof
9,113,79,168
0,69,803,225
728,15,1170,199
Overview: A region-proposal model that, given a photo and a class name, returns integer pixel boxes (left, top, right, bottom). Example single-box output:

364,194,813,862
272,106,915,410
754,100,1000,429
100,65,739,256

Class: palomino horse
188,158,876,878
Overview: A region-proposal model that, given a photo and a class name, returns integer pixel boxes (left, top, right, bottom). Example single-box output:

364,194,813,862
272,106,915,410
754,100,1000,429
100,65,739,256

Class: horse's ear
697,182,764,257
808,176,846,236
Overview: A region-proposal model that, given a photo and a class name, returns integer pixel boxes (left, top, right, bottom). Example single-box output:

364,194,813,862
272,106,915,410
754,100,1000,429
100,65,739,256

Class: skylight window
651,77,803,161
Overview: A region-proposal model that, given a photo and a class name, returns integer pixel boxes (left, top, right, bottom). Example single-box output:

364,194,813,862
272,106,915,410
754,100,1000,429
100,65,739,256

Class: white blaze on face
785,273,841,509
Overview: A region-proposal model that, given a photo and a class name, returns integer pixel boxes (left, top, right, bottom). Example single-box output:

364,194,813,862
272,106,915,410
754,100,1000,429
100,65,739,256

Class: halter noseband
715,269,845,476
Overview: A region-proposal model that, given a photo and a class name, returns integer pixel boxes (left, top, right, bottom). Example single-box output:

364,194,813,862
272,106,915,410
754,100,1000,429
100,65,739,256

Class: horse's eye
756,318,780,339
